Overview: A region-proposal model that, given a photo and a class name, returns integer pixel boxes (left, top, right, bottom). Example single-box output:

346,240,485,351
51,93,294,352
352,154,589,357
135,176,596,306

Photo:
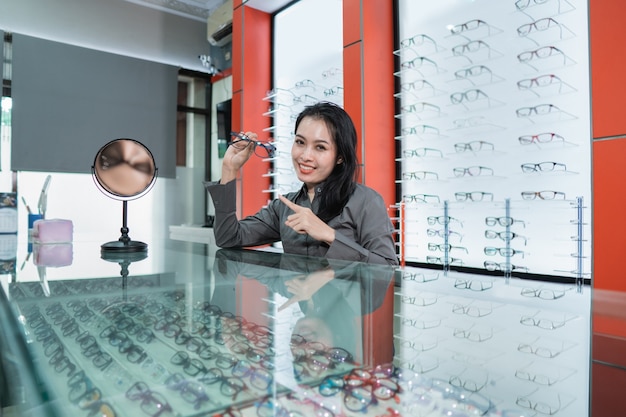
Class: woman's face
291,117,340,191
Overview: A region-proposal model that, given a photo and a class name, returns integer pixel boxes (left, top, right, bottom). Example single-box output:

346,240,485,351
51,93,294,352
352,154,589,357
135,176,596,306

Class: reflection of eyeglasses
229,132,276,158
518,343,560,358
293,94,318,104
165,373,210,409
520,313,574,330
453,325,493,342
454,65,493,80
323,86,343,96
171,351,206,377
401,124,440,136
401,294,439,307
402,271,440,283
431,379,493,415
399,79,437,93
452,116,490,128
517,17,560,36
401,102,441,114
428,215,462,226
402,148,443,158
322,67,342,78
400,33,439,50
400,56,439,70
517,74,562,90
515,367,559,386
484,246,525,258
452,40,491,56
402,171,439,181
521,162,566,173
126,382,174,417
452,303,493,318
427,228,463,241
455,191,494,202
485,229,527,245
294,79,316,88
450,89,489,104
450,19,489,35
427,256,464,265
517,389,562,415
521,190,566,200
455,141,494,153
484,261,529,272
515,0,552,10
402,194,440,204
517,46,566,63
519,132,565,145
521,287,568,300
400,314,442,330
453,166,493,177
516,104,560,117
454,279,493,291
449,373,488,393
428,243,469,253
485,216,526,227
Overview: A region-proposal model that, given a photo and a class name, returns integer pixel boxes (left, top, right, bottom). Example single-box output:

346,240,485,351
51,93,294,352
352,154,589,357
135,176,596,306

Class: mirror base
101,240,148,253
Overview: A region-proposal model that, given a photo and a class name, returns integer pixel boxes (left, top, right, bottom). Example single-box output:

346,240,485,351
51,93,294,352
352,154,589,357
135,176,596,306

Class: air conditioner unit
207,0,233,47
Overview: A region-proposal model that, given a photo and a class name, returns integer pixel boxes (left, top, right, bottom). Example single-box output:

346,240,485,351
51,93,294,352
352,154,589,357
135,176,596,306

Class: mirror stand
101,200,147,253
101,250,148,299
93,138,157,255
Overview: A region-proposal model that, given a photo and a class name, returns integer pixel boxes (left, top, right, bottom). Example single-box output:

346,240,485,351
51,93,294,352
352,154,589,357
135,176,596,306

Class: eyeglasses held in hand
229,132,276,159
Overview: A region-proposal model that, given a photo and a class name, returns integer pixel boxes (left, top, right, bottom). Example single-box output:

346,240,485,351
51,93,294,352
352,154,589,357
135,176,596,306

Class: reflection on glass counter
0,240,589,416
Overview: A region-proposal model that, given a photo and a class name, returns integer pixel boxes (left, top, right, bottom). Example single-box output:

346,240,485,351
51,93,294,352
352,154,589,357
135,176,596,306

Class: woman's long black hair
293,102,358,222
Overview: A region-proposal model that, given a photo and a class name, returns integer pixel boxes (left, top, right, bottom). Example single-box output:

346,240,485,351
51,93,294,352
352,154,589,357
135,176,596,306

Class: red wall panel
234,5,272,218
592,138,626,293
361,0,395,208
343,0,361,47
589,0,626,138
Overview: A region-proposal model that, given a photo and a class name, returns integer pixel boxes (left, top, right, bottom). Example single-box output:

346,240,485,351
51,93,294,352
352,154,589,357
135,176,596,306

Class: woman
205,101,398,266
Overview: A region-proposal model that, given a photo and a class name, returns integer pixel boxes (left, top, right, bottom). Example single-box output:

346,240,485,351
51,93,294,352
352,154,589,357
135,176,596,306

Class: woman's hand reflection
279,268,335,312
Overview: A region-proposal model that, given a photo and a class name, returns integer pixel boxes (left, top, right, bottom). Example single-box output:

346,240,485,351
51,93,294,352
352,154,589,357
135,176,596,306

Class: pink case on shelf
32,219,73,243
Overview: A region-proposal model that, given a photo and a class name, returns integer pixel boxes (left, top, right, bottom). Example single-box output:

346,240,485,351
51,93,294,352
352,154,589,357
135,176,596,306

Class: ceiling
125,0,294,22
124,0,228,21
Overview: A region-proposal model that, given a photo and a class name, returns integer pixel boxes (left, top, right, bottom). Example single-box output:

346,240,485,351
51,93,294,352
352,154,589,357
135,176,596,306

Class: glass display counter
0,238,590,417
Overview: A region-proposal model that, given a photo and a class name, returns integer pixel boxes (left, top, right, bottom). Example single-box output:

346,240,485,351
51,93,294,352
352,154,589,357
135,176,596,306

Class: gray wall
0,0,211,73
1,0,215,235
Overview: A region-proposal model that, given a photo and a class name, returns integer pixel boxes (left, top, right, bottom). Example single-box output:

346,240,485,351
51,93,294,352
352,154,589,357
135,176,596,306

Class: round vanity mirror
92,138,157,254
93,138,156,198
